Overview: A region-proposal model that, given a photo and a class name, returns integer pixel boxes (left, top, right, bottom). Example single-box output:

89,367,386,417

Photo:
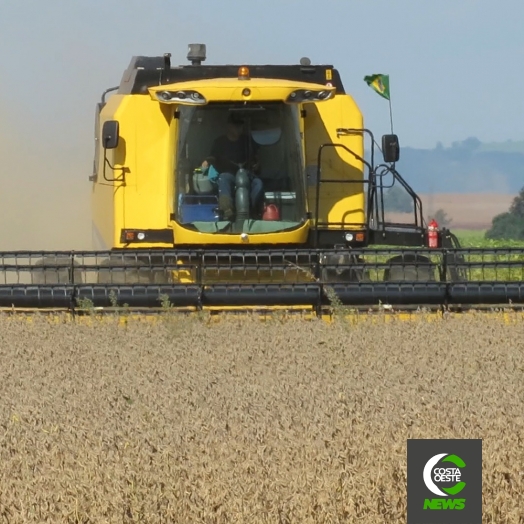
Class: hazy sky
0,0,523,249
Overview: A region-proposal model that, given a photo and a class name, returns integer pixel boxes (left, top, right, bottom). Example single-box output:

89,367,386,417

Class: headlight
157,91,172,101
155,90,206,104
286,89,334,103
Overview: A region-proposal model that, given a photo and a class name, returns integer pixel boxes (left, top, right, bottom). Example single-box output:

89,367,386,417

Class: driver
202,114,264,220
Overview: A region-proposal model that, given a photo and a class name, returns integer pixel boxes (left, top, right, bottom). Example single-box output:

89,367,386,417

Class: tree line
485,188,524,240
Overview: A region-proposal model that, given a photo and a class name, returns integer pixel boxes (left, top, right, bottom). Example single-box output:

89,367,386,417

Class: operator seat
254,129,289,191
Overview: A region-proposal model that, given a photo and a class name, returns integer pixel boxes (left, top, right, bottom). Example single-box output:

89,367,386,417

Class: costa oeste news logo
407,439,482,524
423,453,466,508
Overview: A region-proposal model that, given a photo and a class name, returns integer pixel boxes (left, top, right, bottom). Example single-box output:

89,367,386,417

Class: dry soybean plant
0,312,523,522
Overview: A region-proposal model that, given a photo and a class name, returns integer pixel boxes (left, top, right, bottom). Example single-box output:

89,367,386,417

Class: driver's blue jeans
217,172,264,211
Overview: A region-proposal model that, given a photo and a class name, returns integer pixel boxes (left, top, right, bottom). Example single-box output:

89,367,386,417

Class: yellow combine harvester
92,48,368,252
1,44,523,314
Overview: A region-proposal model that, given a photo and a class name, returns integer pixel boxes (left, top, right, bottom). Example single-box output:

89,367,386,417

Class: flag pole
388,97,394,134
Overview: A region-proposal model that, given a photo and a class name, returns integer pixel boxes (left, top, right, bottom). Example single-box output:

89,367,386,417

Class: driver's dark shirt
210,134,259,174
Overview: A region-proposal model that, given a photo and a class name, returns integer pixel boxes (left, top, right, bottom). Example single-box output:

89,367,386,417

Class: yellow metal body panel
91,94,176,249
303,94,366,229
119,98,175,249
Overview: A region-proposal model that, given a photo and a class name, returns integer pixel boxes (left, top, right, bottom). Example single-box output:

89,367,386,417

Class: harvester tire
32,256,83,285
383,253,436,282
97,256,170,284
444,252,468,281
320,253,370,283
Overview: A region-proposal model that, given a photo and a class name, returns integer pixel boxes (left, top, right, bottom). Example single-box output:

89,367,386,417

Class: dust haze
0,2,128,252
0,108,92,251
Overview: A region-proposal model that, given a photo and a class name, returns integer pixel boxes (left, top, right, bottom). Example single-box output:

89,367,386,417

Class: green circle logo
423,453,466,496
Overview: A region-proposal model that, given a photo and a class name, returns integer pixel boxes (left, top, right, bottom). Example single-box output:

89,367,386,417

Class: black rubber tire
444,252,468,282
383,253,436,282
321,253,370,283
32,256,83,285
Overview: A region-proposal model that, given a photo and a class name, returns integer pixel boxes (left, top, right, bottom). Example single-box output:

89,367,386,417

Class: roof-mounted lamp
238,66,250,80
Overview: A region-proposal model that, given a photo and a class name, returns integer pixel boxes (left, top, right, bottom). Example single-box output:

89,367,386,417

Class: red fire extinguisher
428,218,439,248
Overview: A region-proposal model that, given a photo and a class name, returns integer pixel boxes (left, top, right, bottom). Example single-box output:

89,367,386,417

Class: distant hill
477,140,524,154
368,137,524,195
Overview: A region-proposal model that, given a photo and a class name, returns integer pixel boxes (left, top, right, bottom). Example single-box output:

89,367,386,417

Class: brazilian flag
364,74,390,100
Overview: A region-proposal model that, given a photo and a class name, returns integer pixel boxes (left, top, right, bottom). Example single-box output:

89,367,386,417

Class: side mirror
102,120,119,149
382,134,400,163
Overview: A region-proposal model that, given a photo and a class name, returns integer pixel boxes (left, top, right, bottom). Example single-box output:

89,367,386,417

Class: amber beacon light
238,66,250,80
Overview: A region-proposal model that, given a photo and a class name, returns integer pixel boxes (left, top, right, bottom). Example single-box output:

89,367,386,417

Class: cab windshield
174,102,307,234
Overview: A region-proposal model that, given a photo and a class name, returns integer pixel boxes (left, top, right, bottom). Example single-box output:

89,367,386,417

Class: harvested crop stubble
0,313,524,522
